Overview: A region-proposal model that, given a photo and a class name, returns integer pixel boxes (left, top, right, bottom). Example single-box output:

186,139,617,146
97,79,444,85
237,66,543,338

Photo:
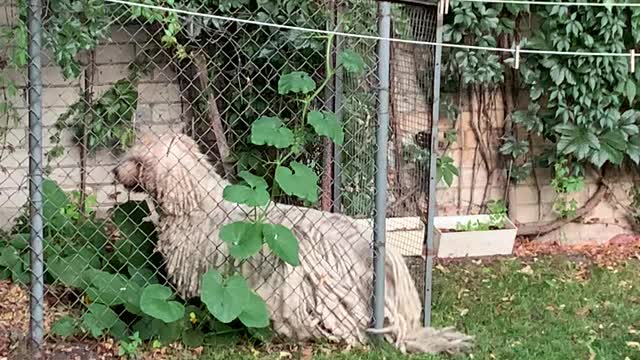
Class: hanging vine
443,0,640,235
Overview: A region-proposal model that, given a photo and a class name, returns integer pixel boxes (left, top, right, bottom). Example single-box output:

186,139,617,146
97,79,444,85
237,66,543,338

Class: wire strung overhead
104,0,638,60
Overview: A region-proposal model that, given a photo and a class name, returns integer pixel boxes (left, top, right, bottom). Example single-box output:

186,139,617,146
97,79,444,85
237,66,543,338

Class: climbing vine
443,0,640,233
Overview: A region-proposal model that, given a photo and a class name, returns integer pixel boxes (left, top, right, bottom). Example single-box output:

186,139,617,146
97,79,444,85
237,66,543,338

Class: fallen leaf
627,341,640,349
518,265,534,275
279,351,292,359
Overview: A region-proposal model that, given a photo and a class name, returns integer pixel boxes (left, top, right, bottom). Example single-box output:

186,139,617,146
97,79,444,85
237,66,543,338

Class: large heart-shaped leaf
275,162,319,203
307,111,344,145
0,246,20,268
219,221,264,260
238,291,270,328
262,224,299,266
139,284,185,323
277,71,316,95
201,270,251,323
222,171,270,207
250,116,295,149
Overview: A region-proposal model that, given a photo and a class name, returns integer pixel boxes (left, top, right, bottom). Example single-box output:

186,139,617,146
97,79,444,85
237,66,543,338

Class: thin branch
517,180,608,237
193,54,235,179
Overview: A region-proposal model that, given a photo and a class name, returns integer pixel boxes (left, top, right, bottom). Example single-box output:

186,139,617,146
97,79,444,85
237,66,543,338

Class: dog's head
113,132,210,214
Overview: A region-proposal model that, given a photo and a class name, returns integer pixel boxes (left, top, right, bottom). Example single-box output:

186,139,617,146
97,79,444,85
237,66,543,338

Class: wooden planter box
433,215,518,258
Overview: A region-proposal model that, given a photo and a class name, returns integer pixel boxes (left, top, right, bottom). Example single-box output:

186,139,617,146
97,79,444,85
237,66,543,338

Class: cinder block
513,185,539,205
0,148,28,167
138,82,181,104
0,187,27,208
95,44,136,65
96,64,131,85
41,87,81,108
135,104,152,124
152,103,183,125
436,188,457,205
1,128,27,148
0,167,27,188
153,66,178,83
107,25,151,44
86,150,119,167
42,66,78,87
85,166,115,185
48,166,80,187
0,207,21,230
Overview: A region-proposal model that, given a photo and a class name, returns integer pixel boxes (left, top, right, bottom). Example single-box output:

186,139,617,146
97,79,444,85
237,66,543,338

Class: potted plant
433,200,518,258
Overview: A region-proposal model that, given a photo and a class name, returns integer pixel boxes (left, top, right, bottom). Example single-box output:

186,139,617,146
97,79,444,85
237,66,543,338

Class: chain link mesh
0,0,439,356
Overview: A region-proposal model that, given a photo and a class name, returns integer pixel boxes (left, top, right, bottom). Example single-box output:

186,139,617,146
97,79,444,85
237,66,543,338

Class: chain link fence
0,0,440,357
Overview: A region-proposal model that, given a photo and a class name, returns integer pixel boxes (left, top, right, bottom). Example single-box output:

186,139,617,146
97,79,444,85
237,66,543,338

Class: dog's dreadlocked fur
113,132,472,354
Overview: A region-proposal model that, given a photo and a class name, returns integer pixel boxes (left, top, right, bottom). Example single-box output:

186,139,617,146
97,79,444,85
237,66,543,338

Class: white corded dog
113,132,472,353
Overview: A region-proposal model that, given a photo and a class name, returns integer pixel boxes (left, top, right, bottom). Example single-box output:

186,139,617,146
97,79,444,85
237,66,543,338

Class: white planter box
433,215,518,258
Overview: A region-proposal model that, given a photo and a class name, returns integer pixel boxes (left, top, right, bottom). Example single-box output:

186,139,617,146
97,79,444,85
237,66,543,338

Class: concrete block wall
0,24,184,229
431,96,635,244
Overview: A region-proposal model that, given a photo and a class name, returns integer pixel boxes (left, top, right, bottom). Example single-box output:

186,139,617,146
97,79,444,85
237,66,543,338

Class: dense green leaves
275,162,319,203
201,271,250,323
307,111,344,145
82,303,128,339
140,284,185,323
250,117,295,149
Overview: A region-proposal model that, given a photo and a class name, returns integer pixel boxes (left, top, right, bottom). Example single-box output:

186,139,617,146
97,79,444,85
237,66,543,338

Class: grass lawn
180,256,640,360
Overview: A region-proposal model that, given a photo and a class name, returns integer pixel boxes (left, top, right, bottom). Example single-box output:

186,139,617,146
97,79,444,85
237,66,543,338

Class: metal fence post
372,0,391,330
27,0,45,355
423,5,444,327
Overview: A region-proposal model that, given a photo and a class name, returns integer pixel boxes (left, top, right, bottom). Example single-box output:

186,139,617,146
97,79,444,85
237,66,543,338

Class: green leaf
51,316,78,338
128,266,159,287
307,111,344,145
262,224,299,266
222,171,270,207
84,270,141,311
10,234,29,250
277,71,316,95
201,270,251,323
42,178,71,229
274,162,319,203
628,137,640,164
238,291,270,328
250,116,295,149
81,303,128,339
139,284,185,323
626,79,636,104
0,246,20,268
338,49,365,74
219,221,263,260
182,329,205,348
48,254,94,289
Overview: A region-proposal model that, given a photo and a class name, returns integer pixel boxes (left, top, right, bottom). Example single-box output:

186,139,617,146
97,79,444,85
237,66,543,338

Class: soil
439,226,503,233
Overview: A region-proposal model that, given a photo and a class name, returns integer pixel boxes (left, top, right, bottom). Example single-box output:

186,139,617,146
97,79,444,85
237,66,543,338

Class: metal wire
105,0,638,58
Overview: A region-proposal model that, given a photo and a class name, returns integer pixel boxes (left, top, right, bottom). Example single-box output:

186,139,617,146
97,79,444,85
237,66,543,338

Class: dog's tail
366,250,473,354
